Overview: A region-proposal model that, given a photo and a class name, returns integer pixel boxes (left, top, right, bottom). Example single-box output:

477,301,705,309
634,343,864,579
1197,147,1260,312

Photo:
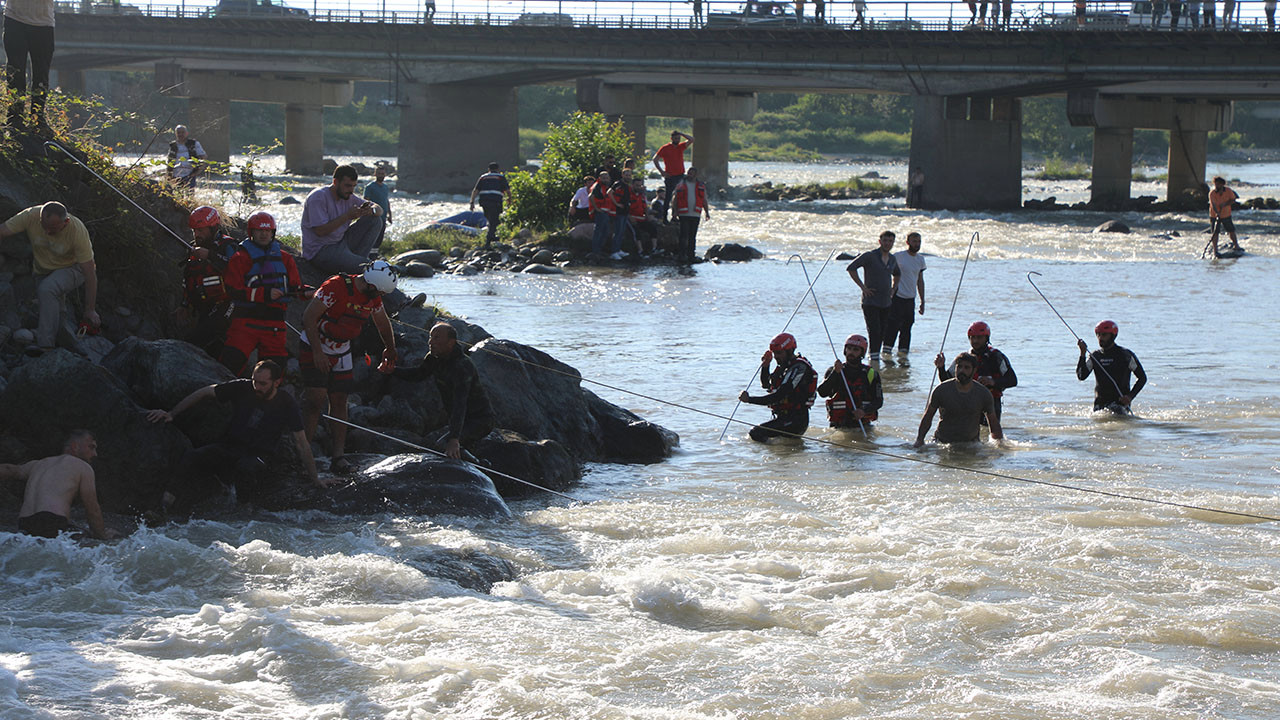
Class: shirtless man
0,430,116,540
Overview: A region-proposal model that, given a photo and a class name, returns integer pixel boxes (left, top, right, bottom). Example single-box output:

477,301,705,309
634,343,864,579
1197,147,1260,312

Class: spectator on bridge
470,162,511,247
965,0,978,25
1188,0,1201,27
795,0,805,21
814,0,824,23
854,0,866,26
1150,0,1167,28
689,0,704,24
167,125,208,191
424,0,435,22
999,0,1012,28
1075,0,1085,26
1221,0,1235,27
1203,0,1215,28
1267,0,1276,30
652,130,693,223
3,0,56,130
1170,0,1184,29
302,164,386,274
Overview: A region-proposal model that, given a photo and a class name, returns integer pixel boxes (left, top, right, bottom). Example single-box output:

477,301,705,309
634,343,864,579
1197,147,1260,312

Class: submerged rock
297,453,512,518
704,243,764,262
1093,220,1131,234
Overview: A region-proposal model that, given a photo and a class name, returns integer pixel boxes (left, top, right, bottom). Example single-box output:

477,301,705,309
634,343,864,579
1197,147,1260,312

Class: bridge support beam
908,95,1022,210
1168,128,1208,201
285,104,324,175
398,82,519,194
691,118,731,192
619,114,647,160
188,96,231,167
1091,127,1135,205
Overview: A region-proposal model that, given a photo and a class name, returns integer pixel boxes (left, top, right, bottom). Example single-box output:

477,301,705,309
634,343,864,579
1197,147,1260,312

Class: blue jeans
591,210,613,255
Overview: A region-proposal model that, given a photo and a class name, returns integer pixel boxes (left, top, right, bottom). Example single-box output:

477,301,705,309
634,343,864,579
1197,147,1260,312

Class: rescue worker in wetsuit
817,334,883,430
393,322,496,460
1077,320,1147,414
180,206,238,358
935,321,1017,420
738,332,818,443
301,261,399,474
469,162,510,246
219,211,307,376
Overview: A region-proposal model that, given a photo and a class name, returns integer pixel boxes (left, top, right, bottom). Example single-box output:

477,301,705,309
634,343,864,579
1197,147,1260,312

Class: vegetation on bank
381,227,487,258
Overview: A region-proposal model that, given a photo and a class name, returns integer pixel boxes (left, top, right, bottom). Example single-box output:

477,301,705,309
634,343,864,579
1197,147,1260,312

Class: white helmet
362,260,398,294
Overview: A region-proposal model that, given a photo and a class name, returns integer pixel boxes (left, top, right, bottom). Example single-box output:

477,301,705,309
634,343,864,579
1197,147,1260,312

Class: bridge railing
55,0,1276,31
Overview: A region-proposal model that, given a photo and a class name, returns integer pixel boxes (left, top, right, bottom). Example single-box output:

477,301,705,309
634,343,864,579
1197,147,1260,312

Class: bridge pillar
188,97,231,167
691,118,731,192
1168,128,1208,200
909,95,1022,210
285,104,325,175
620,114,647,160
1091,127,1135,205
398,82,518,194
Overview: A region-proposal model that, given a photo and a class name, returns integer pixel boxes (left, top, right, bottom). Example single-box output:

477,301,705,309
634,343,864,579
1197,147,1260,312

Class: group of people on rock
739,230,1147,447
568,130,711,263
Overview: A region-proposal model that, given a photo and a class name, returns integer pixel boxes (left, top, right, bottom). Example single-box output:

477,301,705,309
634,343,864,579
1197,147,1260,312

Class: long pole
44,140,194,250
788,254,867,438
719,247,838,441
1026,271,1125,397
926,230,978,401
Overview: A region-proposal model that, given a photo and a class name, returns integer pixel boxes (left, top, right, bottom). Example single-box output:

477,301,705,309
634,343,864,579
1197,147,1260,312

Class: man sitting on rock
0,430,116,540
147,360,332,513
393,322,495,461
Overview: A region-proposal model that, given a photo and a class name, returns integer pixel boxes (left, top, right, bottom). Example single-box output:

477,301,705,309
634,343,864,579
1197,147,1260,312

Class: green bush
1034,156,1091,180
503,112,637,235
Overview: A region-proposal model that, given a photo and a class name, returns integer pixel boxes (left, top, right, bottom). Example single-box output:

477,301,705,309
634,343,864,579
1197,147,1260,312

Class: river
2,158,1279,719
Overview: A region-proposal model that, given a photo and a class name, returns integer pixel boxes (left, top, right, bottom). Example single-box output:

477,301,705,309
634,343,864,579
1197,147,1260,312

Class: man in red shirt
651,130,693,223
301,260,398,473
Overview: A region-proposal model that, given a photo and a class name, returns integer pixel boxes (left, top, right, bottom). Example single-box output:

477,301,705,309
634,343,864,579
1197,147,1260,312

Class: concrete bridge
50,12,1280,207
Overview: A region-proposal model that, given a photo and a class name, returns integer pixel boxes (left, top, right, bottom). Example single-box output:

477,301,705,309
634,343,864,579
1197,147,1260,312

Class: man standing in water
883,231,926,361
738,332,817,442
1077,320,1146,414
0,430,115,540
847,230,898,362
935,321,1016,420
1208,176,1242,257
817,334,882,430
915,353,1004,447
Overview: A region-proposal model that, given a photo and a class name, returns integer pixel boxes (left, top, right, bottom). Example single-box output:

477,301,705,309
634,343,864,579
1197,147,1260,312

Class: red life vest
826,365,878,425
181,236,237,308
316,275,382,343
590,181,616,216
770,355,817,414
629,193,647,221
673,180,707,216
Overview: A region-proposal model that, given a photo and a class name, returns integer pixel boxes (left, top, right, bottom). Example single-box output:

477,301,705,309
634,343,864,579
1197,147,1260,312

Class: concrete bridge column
1168,128,1208,200
908,95,1022,210
398,82,518,194
691,118,730,192
188,96,230,167
285,103,325,175
620,114,647,161
1091,127,1135,205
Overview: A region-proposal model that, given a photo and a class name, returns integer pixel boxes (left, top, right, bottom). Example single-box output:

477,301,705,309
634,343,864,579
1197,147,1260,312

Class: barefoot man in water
0,430,116,540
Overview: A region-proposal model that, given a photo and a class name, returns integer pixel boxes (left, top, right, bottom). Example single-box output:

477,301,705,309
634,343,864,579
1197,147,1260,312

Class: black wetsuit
743,355,817,442
939,345,1017,418
1077,344,1146,411
394,345,496,449
817,363,883,428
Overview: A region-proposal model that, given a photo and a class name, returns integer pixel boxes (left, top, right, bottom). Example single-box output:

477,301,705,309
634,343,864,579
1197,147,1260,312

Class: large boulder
473,429,580,498
1093,220,1130,234
704,243,764,262
289,453,511,518
0,349,193,511
584,390,680,463
100,338,235,447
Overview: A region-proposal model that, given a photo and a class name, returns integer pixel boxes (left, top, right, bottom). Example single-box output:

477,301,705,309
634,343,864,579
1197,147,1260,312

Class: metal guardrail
56,0,1276,31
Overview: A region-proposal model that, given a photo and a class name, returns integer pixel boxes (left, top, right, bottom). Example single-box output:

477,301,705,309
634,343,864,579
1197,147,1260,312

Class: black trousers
480,199,502,244
749,412,809,443
862,303,893,355
882,296,917,353
678,216,700,262
3,17,54,124
663,174,685,221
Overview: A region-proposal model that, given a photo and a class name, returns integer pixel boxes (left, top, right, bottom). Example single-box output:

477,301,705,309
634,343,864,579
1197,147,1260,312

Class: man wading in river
1077,320,1146,414
916,352,1004,448
739,332,818,443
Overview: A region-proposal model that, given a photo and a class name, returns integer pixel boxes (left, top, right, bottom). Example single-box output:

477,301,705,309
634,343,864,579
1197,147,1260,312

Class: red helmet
1095,320,1119,336
844,334,869,351
247,212,276,232
188,206,220,229
968,321,991,337
769,332,797,353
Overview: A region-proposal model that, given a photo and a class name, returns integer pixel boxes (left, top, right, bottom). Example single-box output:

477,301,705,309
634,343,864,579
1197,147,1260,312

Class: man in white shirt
167,125,207,190
883,231,926,361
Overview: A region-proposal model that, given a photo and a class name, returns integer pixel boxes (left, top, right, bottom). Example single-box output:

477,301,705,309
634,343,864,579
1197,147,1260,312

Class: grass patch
731,142,824,162
1133,170,1168,182
1033,156,1091,180
821,176,903,194
381,227,486,258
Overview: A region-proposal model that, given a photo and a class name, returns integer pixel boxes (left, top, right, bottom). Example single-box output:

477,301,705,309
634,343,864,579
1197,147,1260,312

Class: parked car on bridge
1128,1,1175,28
705,1,821,26
205,0,308,18
513,12,574,26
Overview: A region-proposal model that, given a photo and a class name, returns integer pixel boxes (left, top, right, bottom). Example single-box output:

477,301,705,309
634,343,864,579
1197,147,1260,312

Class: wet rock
322,158,338,176
12,328,34,346
521,264,564,275
99,338,235,447
449,246,467,259
704,243,763,262
474,429,579,498
553,251,573,264
584,390,679,464
401,548,516,593
836,252,856,261
297,453,512,519
391,248,445,267
79,335,116,365
531,249,555,265
454,264,479,276
402,261,435,278
279,196,300,205
1093,220,1130,234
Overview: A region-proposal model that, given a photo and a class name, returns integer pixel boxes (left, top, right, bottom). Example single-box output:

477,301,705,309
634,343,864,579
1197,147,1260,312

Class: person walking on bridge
653,130,693,223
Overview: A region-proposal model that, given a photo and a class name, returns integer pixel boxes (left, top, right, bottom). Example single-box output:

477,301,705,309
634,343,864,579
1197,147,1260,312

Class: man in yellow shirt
0,201,99,355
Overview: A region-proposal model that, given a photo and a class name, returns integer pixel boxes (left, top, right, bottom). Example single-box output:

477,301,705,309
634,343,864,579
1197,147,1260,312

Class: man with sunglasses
301,260,399,473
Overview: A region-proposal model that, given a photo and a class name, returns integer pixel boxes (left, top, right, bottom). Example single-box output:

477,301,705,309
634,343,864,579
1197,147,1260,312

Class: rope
390,314,1280,525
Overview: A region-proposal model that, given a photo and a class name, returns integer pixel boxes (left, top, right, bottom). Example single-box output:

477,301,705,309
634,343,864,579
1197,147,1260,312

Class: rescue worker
817,334,883,430
935,321,1017,420
301,260,399,474
915,352,1004,448
673,166,710,264
220,211,306,376
469,162,510,246
738,332,818,443
1208,176,1242,257
393,322,496,460
180,206,238,358
1077,320,1147,414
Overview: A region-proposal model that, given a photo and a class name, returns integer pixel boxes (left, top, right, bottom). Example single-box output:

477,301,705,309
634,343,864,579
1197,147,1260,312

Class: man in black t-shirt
148,360,331,511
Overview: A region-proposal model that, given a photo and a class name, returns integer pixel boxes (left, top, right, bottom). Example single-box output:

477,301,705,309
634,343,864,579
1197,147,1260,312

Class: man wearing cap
935,321,1017,420
0,201,98,357
470,162,510,246
738,332,818,443
301,261,399,474
817,334,882,430
1077,320,1146,413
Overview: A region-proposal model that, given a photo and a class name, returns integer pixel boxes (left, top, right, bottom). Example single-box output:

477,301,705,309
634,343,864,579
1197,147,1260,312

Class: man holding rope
1077,320,1146,414
738,332,818,443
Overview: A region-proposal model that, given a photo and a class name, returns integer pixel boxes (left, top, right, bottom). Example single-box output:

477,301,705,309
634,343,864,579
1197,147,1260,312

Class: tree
503,112,637,235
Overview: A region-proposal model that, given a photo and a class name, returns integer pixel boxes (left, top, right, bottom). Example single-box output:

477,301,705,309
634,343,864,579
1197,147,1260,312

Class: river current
3,158,1279,719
